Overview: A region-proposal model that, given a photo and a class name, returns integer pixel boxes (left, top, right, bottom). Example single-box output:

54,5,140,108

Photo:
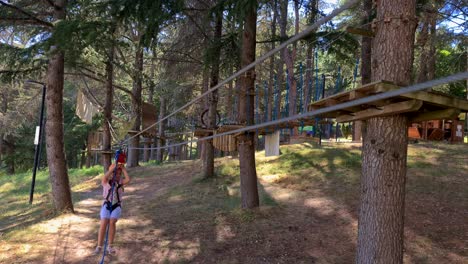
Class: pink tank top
102,177,124,203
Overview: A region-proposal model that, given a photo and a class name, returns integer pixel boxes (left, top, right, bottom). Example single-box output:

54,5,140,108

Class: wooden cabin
408,115,465,143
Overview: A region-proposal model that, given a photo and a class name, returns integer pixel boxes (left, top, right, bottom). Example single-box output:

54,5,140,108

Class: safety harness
104,177,124,212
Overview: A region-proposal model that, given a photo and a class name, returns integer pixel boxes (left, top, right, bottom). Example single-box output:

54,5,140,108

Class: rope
127,72,468,150
118,0,361,147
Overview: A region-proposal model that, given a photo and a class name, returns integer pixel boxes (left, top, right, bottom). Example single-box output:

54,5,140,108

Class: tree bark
427,11,436,81
276,0,286,118
416,13,430,83
80,145,86,169
416,5,437,84
354,0,372,142
268,0,277,122
156,97,166,162
227,64,234,121
128,44,144,167
238,1,259,209
0,133,3,168
44,0,74,213
143,138,150,162
199,66,210,162
4,136,15,174
0,92,6,168
305,0,317,109
356,1,417,263
279,0,298,118
86,147,91,168
203,9,222,179
102,39,115,173
149,50,157,160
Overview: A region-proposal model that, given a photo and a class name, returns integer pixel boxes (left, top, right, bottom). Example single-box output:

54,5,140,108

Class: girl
94,161,131,255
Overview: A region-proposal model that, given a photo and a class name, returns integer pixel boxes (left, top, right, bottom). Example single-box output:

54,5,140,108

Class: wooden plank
194,128,213,137
401,91,468,111
408,108,461,123
374,82,399,93
346,26,375,37
373,84,468,111
336,100,423,123
218,124,245,132
349,90,365,100
308,80,395,111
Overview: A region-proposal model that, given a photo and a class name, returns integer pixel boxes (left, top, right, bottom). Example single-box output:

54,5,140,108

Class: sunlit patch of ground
1,142,467,263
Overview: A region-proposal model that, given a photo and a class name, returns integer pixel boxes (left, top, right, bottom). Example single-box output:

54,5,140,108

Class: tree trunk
44,0,73,213
149,51,156,161
102,42,115,173
227,65,234,121
203,10,222,179
238,1,259,209
80,145,86,169
86,148,91,168
276,0,286,118
268,0,277,121
305,0,318,109
354,0,372,142
0,92,6,168
0,133,3,168
199,66,210,162
416,14,430,83
143,138,150,162
416,5,437,84
128,44,144,167
282,0,300,135
427,11,436,81
4,137,15,174
156,97,166,162
361,0,372,85
356,1,417,263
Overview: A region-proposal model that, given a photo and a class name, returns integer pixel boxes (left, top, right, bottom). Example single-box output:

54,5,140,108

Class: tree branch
67,69,135,100
0,17,52,29
0,1,53,28
43,0,59,9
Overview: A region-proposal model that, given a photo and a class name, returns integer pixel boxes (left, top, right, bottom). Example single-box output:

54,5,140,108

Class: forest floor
0,142,467,264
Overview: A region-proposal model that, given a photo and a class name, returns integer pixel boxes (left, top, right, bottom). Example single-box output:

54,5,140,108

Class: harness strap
104,201,121,212
105,180,123,212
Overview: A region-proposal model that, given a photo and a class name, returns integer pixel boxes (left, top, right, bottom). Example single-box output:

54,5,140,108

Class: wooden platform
214,120,317,138
308,80,468,123
255,119,316,135
194,128,213,138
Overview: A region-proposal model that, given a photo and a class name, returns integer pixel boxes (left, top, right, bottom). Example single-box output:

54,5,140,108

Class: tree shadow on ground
111,166,358,264
285,143,468,263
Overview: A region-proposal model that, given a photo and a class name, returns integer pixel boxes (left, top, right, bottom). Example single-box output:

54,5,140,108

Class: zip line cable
128,72,468,150
118,0,361,147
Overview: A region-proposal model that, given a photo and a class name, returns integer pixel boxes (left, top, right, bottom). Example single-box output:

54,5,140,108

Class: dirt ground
0,144,467,264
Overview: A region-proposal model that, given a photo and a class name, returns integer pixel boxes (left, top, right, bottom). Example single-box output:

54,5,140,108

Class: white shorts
100,203,122,219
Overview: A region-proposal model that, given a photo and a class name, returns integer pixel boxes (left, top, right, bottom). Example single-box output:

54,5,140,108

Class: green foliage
0,41,48,82
112,0,184,47
340,124,352,139
432,44,467,98
52,19,113,67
